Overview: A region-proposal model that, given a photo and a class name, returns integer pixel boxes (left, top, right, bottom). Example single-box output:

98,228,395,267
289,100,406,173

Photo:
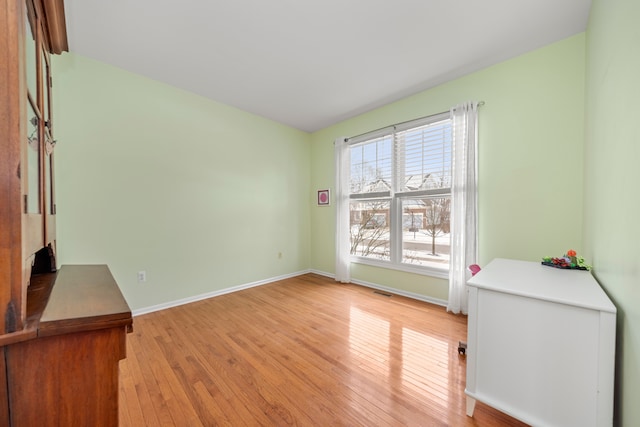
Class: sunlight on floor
349,307,390,378
348,306,450,408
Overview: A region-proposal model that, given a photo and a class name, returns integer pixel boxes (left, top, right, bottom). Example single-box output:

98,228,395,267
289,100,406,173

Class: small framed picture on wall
317,189,330,206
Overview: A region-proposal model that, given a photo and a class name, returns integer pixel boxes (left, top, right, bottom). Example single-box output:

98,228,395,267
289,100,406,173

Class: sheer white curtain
334,137,351,283
447,102,479,314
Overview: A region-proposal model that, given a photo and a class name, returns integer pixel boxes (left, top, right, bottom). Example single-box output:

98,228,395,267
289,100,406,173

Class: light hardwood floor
119,273,527,426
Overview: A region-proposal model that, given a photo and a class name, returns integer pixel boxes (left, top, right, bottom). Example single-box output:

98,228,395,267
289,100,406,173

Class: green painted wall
310,34,586,301
52,53,311,311
585,0,640,424
49,11,640,422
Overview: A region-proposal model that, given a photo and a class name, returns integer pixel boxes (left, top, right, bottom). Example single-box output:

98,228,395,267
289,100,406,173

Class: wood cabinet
1,1,133,426
7,265,132,427
1,0,66,336
465,258,616,427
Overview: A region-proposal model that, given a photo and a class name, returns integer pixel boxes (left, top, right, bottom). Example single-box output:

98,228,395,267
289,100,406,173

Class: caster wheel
458,341,467,355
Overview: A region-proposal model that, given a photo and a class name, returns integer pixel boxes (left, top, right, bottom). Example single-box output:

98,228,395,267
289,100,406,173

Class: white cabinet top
466,258,616,313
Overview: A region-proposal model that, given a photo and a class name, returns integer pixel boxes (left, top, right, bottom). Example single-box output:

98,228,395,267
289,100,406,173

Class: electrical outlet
137,270,147,283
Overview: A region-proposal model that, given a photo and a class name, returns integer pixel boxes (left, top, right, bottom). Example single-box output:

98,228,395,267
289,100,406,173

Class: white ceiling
64,0,592,132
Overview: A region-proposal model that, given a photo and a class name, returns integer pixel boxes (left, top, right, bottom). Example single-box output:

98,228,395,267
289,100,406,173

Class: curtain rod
347,101,485,142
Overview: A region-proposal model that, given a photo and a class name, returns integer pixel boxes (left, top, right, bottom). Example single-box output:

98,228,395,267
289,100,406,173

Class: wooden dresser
6,265,132,426
465,258,616,427
1,1,133,425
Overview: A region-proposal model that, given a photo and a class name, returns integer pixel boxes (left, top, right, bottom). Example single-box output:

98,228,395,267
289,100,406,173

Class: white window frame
346,112,452,279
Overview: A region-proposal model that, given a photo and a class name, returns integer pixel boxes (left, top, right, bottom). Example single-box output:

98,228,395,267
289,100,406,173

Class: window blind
395,115,452,196
347,112,452,198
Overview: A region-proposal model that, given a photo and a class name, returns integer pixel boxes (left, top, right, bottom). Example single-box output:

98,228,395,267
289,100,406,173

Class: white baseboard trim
132,269,312,316
309,269,448,308
133,268,447,317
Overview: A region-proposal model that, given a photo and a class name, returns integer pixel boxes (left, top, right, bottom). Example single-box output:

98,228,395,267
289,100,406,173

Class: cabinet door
23,1,45,259
23,0,59,261
41,45,56,246
24,4,40,216
6,328,125,427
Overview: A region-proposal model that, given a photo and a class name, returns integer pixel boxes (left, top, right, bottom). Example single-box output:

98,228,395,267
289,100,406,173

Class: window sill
350,257,449,280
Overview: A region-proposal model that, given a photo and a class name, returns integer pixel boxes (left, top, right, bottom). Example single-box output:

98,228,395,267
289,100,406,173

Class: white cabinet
465,258,616,427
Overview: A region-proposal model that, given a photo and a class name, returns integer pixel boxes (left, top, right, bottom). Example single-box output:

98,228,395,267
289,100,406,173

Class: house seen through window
348,112,452,274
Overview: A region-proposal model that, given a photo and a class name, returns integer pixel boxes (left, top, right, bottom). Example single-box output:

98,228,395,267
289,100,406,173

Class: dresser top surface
467,258,616,313
39,265,132,334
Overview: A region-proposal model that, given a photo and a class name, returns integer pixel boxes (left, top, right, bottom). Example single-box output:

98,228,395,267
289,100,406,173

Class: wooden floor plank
119,273,528,426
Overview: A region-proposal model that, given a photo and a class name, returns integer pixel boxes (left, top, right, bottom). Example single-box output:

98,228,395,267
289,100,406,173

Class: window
347,112,452,276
